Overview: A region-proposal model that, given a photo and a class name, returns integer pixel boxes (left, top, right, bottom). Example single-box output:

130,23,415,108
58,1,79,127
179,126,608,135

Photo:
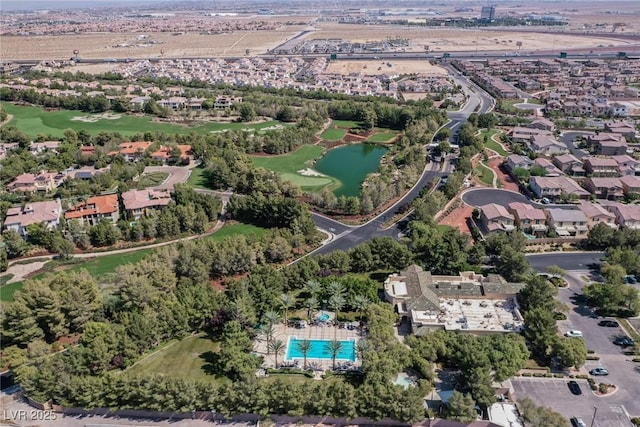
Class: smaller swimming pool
317,313,330,322
287,338,356,362
393,372,416,389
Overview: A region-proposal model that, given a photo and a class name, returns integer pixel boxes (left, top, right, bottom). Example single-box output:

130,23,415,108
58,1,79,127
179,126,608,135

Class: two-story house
121,189,172,220
603,202,640,229
620,175,640,198
582,157,619,177
529,176,590,200
577,201,617,229
64,194,120,226
478,203,515,233
545,208,588,237
583,177,625,200
508,202,548,236
3,200,63,237
552,153,584,176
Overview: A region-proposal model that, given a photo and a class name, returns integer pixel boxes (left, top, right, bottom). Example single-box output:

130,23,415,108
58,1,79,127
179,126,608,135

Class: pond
314,143,388,197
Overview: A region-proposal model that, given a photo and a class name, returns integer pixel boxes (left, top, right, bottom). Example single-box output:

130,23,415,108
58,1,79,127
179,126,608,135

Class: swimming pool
286,338,356,362
317,313,330,322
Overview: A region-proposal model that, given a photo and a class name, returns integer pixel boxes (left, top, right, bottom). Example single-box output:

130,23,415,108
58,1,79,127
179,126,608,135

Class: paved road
310,71,493,256
526,252,604,272
461,188,530,208
559,131,593,159
142,166,191,190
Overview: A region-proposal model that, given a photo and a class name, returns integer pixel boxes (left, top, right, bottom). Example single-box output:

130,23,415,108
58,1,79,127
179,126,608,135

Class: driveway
511,377,633,427
142,166,191,190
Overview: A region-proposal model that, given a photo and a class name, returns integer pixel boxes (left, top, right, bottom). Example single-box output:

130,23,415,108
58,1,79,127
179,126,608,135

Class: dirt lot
326,60,447,75
0,30,302,60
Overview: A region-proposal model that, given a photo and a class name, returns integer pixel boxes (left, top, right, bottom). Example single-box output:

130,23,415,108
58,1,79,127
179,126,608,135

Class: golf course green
1,103,283,138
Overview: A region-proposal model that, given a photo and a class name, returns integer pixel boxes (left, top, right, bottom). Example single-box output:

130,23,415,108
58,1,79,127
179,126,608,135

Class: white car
565,330,584,338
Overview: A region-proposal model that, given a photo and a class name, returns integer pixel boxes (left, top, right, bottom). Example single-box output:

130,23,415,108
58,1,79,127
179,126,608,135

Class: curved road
311,71,494,256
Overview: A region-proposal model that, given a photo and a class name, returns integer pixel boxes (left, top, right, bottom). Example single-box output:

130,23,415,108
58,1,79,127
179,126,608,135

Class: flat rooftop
413,298,523,332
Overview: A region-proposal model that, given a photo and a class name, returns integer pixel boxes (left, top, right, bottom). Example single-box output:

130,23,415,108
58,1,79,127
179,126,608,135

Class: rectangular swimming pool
286,338,356,362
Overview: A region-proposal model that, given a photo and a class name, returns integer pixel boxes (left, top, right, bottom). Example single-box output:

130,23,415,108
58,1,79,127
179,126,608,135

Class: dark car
613,336,635,347
567,380,582,395
598,320,619,327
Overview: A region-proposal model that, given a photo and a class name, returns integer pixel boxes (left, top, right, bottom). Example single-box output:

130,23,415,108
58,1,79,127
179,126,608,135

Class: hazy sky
1,0,163,11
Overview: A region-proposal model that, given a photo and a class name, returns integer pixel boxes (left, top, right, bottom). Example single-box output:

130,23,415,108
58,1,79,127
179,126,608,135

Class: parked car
565,330,584,338
567,380,582,395
598,320,619,327
541,197,551,204
571,417,587,427
590,367,609,376
625,275,638,284
613,336,635,347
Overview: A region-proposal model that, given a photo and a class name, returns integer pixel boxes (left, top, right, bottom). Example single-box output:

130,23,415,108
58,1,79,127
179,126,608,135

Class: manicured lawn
331,119,362,129
1,103,282,138
367,131,397,143
0,280,22,302
321,128,347,141
436,224,455,233
476,162,495,186
128,334,221,382
137,172,169,189
204,223,268,242
480,129,509,156
251,144,336,192
68,248,156,276
186,166,213,190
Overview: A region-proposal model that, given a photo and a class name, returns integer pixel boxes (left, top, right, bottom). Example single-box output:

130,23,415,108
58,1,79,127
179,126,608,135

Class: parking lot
511,377,633,427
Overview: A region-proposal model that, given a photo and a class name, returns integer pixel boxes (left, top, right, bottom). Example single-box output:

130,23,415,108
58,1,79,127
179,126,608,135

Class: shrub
631,417,640,426
598,383,609,394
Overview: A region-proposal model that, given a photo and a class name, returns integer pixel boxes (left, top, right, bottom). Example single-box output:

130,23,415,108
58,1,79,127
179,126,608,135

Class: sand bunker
71,112,122,122
298,168,327,177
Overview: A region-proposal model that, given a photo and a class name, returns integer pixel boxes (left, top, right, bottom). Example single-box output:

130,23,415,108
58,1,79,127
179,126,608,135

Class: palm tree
324,340,343,371
269,339,285,368
296,339,312,370
263,324,276,354
279,293,295,329
356,338,370,364
328,294,346,339
304,279,322,299
263,310,281,327
352,295,370,322
302,297,319,322
328,281,346,298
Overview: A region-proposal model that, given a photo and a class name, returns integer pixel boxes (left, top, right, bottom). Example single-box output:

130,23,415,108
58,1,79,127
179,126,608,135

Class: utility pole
590,406,598,427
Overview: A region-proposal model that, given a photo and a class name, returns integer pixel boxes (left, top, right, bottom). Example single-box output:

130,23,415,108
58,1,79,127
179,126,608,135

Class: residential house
545,208,588,237
529,176,590,200
620,175,640,198
0,142,19,160
533,158,562,177
108,141,152,161
577,201,616,229
129,96,152,111
383,265,525,335
510,127,550,144
507,202,548,236
67,165,110,180
583,177,624,200
214,95,242,109
29,140,60,155
3,200,63,237
604,121,636,138
588,133,628,156
529,117,556,132
603,202,640,229
552,153,584,176
121,188,172,220
582,157,619,177
150,144,193,164
528,134,568,156
610,102,628,117
64,194,120,226
611,155,640,177
478,203,516,233
505,154,533,172
8,171,65,193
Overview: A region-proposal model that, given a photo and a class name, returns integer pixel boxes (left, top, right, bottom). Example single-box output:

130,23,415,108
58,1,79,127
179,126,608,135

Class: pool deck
254,317,362,373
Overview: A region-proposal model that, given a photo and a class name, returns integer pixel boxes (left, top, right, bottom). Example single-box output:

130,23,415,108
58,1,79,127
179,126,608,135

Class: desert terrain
325,60,447,76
